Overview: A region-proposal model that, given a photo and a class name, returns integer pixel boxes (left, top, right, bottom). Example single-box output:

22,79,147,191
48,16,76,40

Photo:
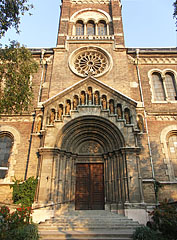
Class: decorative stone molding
69,46,113,78
67,36,114,41
70,8,111,23
155,116,177,121
139,58,177,65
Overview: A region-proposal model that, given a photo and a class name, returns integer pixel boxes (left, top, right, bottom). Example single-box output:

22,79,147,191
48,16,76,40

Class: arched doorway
54,115,129,211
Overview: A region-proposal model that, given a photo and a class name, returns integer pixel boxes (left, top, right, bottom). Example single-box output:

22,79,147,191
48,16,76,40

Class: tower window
0,133,13,179
87,20,95,35
98,20,107,36
76,20,84,36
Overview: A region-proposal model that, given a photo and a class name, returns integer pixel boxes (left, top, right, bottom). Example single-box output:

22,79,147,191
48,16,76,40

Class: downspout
24,111,36,180
135,49,155,179
38,49,46,104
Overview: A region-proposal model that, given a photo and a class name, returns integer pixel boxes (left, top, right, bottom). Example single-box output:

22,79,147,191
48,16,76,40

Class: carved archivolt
69,46,112,77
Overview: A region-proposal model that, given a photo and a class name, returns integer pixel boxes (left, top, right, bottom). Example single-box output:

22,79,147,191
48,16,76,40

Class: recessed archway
53,116,128,210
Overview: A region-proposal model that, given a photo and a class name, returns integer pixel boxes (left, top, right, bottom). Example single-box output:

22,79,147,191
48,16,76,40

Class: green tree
0,0,33,38
0,41,38,114
173,1,177,27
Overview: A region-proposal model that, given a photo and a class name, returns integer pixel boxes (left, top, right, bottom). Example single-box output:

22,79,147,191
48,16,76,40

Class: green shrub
10,177,38,207
0,206,39,240
133,226,165,240
150,200,177,240
7,223,39,240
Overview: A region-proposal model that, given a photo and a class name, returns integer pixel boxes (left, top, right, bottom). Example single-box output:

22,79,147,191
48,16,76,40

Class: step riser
39,211,140,240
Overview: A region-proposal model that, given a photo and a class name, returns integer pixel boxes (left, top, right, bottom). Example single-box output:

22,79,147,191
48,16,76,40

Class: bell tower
57,0,125,48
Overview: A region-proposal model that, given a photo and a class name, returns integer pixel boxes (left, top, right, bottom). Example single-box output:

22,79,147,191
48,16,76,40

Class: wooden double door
75,163,104,210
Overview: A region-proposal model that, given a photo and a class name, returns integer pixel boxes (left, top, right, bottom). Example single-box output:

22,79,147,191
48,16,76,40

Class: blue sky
0,0,176,48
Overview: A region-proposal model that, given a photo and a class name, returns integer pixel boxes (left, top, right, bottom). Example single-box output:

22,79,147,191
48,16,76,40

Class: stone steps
39,210,140,240
39,231,134,240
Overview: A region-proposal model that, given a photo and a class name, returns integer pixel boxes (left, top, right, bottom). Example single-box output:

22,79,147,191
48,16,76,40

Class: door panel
75,164,90,210
75,163,104,210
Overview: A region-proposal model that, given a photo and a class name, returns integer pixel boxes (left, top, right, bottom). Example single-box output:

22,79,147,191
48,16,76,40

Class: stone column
115,151,121,204
136,154,145,203
54,153,61,209
121,150,129,203
103,154,109,207
37,149,57,205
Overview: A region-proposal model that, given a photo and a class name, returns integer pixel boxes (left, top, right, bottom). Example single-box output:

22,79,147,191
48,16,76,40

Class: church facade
0,0,177,224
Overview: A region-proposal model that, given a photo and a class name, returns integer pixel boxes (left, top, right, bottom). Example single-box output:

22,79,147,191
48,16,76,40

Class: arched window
167,132,177,178
152,72,166,101
76,20,84,36
0,133,13,179
165,73,177,101
87,20,95,35
98,20,107,35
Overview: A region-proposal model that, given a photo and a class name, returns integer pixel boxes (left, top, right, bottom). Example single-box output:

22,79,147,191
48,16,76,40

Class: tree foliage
0,0,33,38
0,41,38,114
173,1,177,27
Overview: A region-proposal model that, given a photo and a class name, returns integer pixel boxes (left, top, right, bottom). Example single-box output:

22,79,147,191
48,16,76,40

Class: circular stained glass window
69,47,112,78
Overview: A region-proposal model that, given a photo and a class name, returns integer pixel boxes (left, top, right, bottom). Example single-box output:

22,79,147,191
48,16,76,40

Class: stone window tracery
69,47,112,78
74,51,107,76
0,133,13,179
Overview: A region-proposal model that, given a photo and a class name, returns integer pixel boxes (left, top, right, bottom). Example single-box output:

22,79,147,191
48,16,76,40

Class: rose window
74,51,107,76
69,47,112,78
